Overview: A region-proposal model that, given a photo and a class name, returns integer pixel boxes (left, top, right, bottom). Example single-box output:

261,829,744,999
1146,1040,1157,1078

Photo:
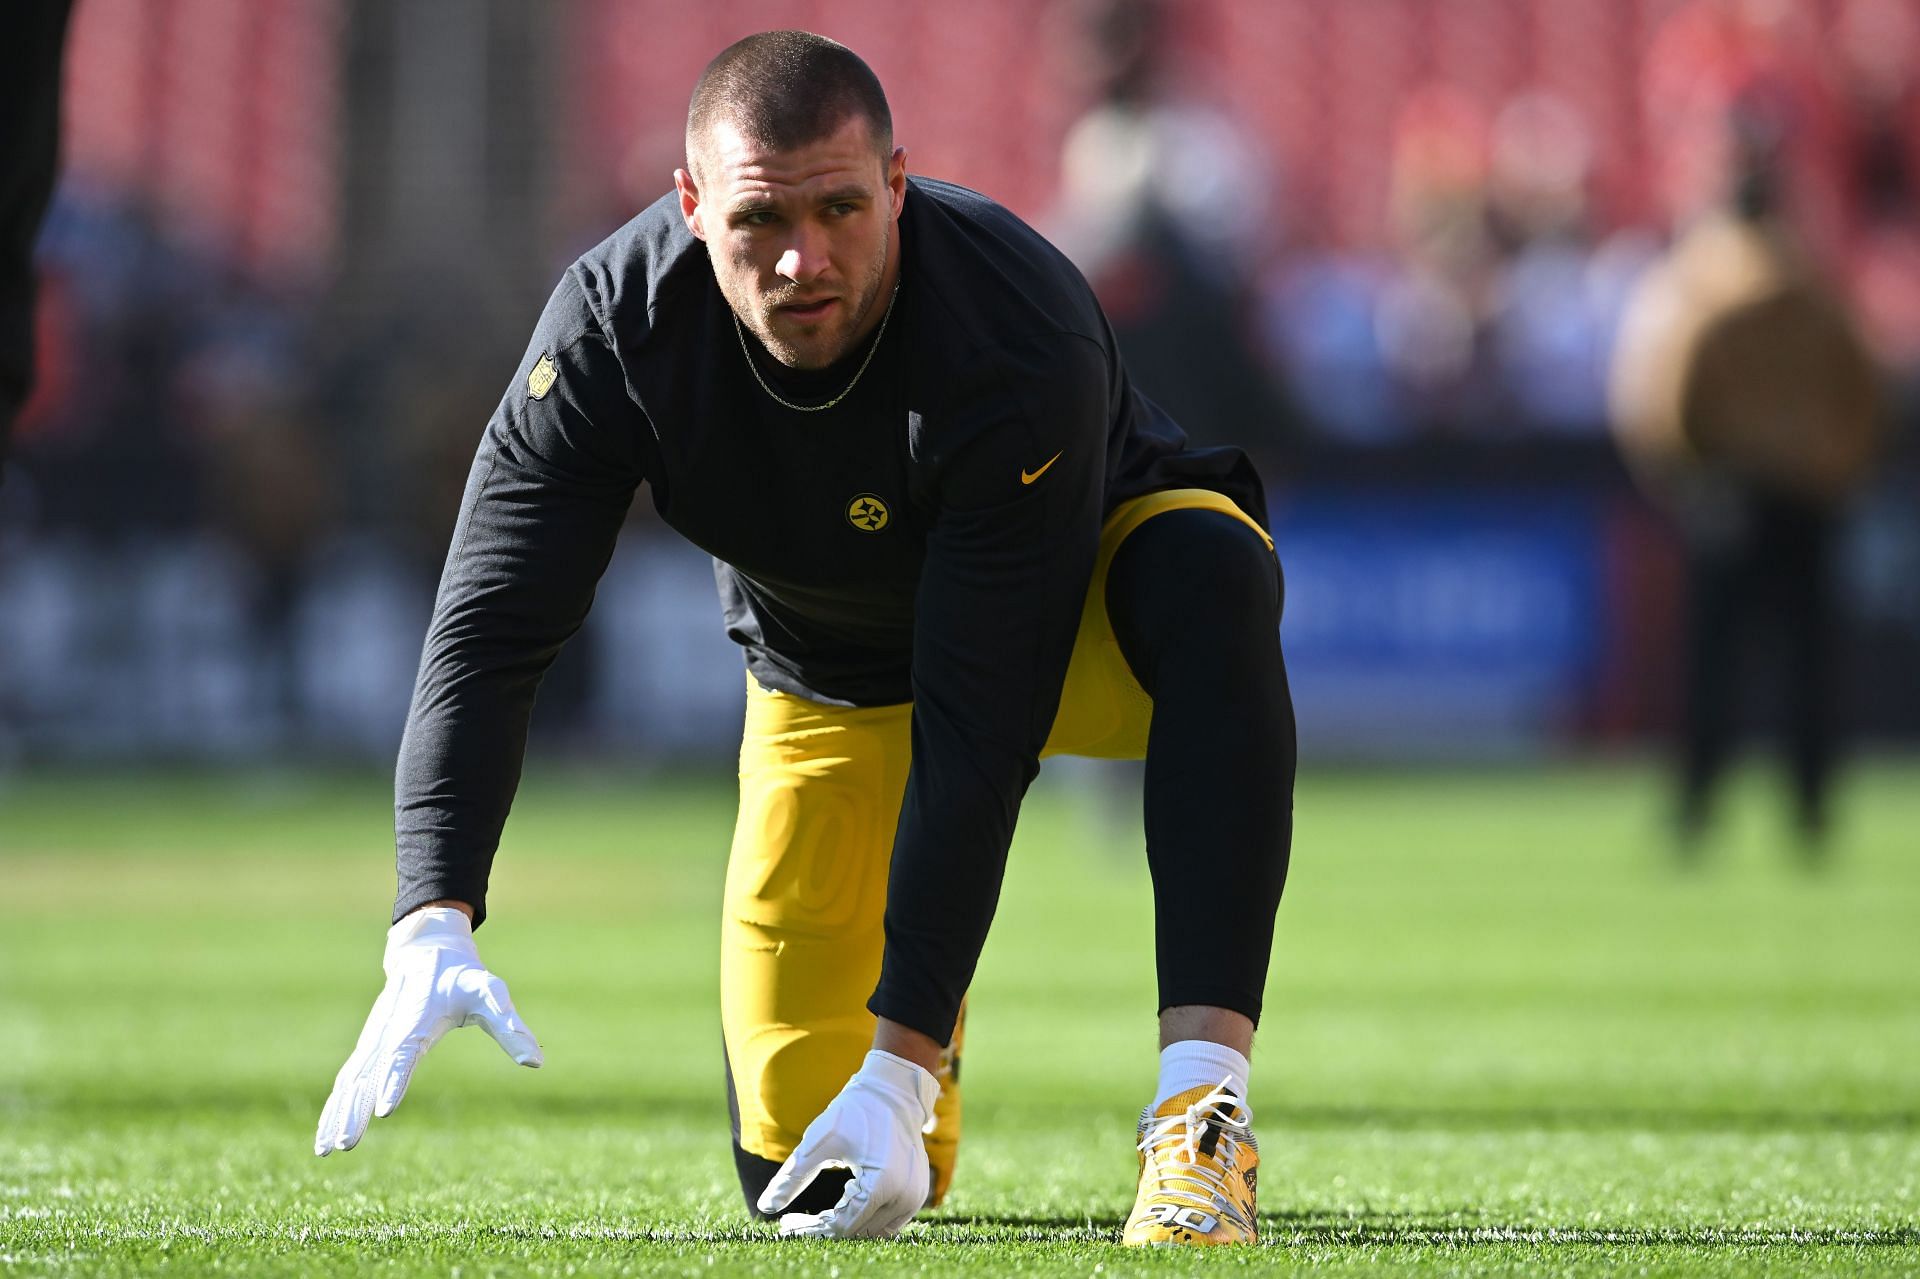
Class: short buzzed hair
685,31,893,176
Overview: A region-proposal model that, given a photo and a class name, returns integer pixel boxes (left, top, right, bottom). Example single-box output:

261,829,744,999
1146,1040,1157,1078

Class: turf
3,761,1917,1276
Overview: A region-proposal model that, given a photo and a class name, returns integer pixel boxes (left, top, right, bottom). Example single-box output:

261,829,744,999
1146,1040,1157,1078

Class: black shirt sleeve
867,333,1110,1042
0,0,74,468
392,270,644,927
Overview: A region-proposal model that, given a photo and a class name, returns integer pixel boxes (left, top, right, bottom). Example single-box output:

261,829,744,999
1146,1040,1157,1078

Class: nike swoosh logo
1021,451,1064,485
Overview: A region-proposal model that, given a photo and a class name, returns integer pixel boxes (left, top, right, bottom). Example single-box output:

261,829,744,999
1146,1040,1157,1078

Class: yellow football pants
720,488,1272,1205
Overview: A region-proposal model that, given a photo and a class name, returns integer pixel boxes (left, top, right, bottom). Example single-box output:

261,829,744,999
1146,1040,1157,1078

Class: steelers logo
846,493,890,532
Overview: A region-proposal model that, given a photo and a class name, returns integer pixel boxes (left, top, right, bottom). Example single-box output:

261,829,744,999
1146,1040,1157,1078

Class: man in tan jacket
1612,120,1881,853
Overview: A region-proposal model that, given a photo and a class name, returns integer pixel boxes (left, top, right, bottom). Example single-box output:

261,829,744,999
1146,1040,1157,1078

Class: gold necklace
735,283,900,413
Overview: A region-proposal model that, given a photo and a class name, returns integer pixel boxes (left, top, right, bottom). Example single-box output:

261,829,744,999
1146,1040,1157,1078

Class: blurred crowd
3,0,1918,762
1054,0,1920,446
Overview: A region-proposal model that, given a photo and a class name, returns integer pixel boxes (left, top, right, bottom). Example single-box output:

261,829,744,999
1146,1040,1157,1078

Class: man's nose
775,224,829,285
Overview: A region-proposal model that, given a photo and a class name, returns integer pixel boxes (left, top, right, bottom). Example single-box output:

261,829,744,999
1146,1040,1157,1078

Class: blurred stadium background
5,0,1917,772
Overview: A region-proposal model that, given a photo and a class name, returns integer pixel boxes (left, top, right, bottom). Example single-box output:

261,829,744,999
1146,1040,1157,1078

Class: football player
316,30,1294,1246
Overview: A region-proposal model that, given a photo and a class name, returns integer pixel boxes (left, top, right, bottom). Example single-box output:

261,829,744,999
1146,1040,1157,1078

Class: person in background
1048,0,1292,451
1611,91,1882,855
1833,0,1920,381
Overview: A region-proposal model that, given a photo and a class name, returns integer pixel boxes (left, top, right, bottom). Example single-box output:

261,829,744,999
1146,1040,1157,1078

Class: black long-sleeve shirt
394,177,1265,1044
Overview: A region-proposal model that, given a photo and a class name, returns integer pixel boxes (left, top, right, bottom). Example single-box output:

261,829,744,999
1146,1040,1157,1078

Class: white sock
1154,1040,1252,1111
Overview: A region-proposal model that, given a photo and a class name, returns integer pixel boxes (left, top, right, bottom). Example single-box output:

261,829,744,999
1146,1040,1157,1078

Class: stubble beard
730,250,888,372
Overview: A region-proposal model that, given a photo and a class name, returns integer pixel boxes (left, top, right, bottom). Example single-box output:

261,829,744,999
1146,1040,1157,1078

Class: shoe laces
1136,1080,1254,1206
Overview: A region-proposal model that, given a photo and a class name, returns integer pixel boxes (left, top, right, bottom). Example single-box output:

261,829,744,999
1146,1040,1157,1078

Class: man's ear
674,167,705,241
887,146,908,220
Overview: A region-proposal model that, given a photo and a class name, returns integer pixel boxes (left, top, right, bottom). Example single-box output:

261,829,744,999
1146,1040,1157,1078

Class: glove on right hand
314,906,542,1157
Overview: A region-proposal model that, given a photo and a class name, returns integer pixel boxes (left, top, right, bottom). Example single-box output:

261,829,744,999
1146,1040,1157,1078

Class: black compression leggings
1105,508,1296,1026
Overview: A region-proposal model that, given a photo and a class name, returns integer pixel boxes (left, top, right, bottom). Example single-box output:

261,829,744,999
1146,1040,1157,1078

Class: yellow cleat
1121,1082,1259,1246
924,1000,965,1207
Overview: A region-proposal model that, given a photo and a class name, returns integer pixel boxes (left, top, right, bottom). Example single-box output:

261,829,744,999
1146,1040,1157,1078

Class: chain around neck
735,283,900,413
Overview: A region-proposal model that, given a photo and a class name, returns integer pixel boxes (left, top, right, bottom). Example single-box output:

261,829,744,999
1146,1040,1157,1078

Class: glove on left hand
756,1049,940,1238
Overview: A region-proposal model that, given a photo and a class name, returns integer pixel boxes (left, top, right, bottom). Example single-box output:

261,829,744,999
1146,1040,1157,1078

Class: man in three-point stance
316,31,1295,1246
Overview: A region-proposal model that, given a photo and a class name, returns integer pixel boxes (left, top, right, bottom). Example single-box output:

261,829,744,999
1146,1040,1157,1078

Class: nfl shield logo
527,353,558,400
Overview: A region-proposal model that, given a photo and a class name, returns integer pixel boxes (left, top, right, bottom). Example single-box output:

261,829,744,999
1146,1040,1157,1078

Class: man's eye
828,202,858,217
740,211,776,227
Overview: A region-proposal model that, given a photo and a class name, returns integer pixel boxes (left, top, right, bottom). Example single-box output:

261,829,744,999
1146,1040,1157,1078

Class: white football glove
757,1049,941,1238
314,906,542,1157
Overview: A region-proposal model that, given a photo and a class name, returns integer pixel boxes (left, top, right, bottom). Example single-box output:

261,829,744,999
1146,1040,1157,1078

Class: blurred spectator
1611,105,1882,853
1259,249,1395,443
1376,84,1499,433
1048,0,1293,449
1643,0,1847,264
187,328,339,728
23,191,211,532
1834,0,1920,380
1265,81,1642,443
1486,92,1648,435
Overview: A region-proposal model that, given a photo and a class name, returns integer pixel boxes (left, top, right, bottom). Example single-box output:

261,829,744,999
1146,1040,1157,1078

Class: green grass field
3,761,1918,1276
